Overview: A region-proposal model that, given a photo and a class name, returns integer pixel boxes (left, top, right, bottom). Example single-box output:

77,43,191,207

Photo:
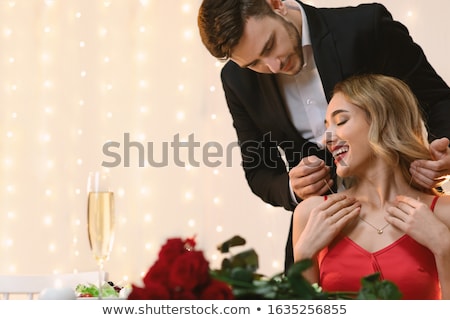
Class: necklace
323,179,390,234
358,217,390,235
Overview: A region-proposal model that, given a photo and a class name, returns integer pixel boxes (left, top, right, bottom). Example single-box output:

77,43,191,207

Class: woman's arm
292,197,320,284
292,194,361,284
432,233,450,299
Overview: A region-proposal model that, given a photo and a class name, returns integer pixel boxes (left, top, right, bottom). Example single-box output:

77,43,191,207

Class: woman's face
324,92,372,177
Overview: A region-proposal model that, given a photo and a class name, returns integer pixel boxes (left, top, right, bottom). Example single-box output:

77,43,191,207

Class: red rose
171,289,197,299
158,238,186,263
128,282,170,300
200,279,234,300
143,259,170,287
169,250,210,290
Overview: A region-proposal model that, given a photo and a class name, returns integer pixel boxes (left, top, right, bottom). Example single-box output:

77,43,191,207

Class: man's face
230,14,304,75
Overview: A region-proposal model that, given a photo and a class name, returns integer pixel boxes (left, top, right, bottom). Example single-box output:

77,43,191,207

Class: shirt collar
297,2,311,46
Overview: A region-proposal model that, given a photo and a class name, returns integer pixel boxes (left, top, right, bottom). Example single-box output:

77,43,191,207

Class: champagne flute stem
98,260,104,300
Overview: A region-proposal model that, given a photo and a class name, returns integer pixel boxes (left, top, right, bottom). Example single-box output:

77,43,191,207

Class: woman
292,74,450,299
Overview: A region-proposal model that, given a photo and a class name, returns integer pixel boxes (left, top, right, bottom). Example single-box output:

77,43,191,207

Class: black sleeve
221,64,296,211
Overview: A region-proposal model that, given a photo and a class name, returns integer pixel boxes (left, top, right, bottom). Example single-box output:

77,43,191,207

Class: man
197,0,450,272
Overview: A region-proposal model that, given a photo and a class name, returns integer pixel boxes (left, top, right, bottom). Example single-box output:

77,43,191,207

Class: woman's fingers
322,195,358,213
386,195,434,232
329,203,361,224
318,195,361,228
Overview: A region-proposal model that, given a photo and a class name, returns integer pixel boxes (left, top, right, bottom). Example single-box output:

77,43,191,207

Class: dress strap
430,195,440,212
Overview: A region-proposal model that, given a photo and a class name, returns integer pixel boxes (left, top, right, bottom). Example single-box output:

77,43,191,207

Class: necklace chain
323,179,390,235
358,217,390,235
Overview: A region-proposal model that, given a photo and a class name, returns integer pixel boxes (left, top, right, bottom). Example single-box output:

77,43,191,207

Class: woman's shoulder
432,194,450,207
294,196,322,221
433,194,450,225
295,193,345,216
297,195,325,209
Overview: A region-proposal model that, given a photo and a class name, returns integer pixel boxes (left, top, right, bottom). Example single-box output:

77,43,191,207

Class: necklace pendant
377,229,383,235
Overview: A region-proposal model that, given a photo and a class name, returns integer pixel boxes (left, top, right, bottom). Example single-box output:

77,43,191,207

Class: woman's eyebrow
324,109,349,125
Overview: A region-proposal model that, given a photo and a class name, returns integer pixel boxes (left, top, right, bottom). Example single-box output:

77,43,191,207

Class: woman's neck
347,168,419,207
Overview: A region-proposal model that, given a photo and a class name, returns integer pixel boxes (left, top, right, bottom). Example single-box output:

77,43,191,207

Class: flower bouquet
127,236,233,299
128,235,402,300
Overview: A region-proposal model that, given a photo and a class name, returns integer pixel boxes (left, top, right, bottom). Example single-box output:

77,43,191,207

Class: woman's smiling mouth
332,145,349,164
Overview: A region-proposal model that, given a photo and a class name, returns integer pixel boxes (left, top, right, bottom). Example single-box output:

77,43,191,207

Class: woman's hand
294,194,360,260
386,195,447,249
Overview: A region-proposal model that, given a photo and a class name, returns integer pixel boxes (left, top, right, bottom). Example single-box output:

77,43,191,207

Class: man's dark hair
198,0,275,60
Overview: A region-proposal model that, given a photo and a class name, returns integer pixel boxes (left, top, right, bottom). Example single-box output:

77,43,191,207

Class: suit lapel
313,34,344,101
256,74,303,141
301,2,344,101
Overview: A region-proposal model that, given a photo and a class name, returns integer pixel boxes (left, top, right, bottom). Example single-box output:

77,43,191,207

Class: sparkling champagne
87,191,115,263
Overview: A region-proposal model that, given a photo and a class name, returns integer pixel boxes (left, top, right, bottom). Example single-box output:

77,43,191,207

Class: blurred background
0,0,449,286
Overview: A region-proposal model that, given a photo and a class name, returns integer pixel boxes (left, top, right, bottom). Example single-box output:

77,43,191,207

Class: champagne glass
87,171,115,300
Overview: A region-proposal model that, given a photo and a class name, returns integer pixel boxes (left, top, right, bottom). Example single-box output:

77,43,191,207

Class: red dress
318,195,441,299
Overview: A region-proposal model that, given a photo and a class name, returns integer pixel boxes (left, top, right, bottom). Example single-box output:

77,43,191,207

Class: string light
176,111,185,120
181,4,191,13
188,219,196,227
3,28,12,37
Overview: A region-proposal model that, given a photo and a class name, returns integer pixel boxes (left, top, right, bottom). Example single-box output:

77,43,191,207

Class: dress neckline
342,234,409,255
323,195,440,254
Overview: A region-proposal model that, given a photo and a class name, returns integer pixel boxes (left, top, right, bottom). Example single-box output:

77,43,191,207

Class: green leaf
286,260,320,299
216,235,246,253
227,249,258,271
357,273,402,300
75,282,119,298
287,259,313,274
230,267,254,283
75,284,98,297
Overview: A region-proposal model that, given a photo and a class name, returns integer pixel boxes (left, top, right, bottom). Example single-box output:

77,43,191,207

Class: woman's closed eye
336,119,348,126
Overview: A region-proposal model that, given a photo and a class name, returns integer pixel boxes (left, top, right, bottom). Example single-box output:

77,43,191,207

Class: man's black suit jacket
219,1,450,272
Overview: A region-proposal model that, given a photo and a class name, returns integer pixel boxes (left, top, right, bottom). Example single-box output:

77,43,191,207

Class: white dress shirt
276,3,340,204
276,4,328,147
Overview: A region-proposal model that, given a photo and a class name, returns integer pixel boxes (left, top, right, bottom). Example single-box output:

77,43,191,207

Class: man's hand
410,137,450,189
289,155,333,201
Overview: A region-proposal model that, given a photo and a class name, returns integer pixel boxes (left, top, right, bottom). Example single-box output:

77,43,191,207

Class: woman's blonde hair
333,74,431,189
